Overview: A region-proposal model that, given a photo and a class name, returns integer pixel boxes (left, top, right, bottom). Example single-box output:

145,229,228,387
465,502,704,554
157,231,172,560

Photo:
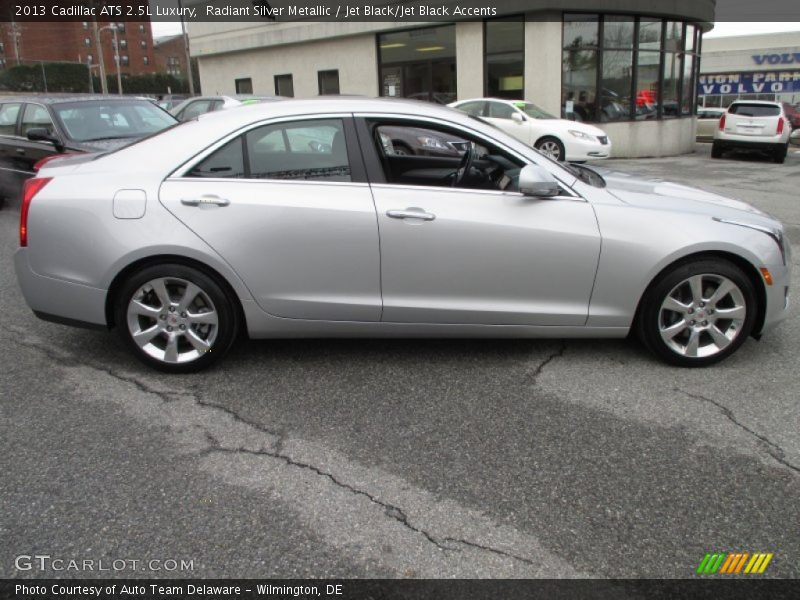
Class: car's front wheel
535,136,566,161
115,264,239,373
636,258,756,367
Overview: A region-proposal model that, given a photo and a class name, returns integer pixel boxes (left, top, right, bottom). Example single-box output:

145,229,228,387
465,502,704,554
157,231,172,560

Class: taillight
777,117,784,134
20,177,52,247
719,114,726,130
33,153,74,172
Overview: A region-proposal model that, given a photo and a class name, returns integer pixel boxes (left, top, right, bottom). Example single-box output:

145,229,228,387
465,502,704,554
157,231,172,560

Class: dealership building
189,0,716,157
698,32,800,108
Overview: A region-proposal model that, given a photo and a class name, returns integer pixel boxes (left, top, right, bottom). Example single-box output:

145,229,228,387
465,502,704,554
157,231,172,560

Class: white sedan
449,98,611,162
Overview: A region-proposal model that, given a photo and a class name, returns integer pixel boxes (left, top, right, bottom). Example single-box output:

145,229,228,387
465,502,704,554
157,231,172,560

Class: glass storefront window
564,14,599,48
562,49,597,121
681,54,695,115
662,52,681,118
564,14,700,122
485,17,524,99
378,25,456,104
600,50,633,122
603,17,634,48
636,51,660,120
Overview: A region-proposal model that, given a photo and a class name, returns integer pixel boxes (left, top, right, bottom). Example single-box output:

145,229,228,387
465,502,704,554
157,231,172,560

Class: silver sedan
14,98,791,372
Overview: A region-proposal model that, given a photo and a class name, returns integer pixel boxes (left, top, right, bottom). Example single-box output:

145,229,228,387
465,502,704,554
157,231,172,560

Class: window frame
172,115,367,185
274,74,294,98
0,102,23,137
317,69,340,95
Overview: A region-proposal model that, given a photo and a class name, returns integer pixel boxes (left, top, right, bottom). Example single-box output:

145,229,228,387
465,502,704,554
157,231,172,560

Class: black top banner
0,0,799,23
2,579,800,600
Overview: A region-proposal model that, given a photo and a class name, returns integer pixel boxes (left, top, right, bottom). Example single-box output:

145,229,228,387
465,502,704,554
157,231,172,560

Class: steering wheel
452,142,476,187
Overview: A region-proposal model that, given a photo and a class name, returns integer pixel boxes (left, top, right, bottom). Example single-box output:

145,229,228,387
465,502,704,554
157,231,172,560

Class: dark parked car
0,95,177,207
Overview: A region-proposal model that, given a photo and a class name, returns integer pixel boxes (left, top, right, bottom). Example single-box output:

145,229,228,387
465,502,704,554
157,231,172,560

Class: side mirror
27,128,64,153
511,112,525,124
519,165,560,198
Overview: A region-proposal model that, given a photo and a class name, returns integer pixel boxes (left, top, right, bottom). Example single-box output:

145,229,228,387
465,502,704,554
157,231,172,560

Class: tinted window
0,103,21,135
488,102,516,119
274,74,294,98
318,70,340,95
189,138,245,179
729,103,781,117
246,119,350,182
21,104,54,136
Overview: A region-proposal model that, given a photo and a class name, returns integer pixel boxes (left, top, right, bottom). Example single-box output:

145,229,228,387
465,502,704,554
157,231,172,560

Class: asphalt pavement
1,143,798,579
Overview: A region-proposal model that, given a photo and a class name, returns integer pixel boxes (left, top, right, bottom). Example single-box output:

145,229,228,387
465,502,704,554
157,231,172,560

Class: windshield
54,100,177,142
513,101,557,120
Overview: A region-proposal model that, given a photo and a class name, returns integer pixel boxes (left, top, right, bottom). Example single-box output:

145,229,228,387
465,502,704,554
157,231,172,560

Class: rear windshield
728,103,780,117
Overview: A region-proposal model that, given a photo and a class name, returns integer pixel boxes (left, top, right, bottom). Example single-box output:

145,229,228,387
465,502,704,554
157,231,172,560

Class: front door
160,117,382,322
362,118,601,326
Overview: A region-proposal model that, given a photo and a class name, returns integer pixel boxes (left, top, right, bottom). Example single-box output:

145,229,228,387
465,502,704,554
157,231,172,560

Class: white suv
712,101,791,163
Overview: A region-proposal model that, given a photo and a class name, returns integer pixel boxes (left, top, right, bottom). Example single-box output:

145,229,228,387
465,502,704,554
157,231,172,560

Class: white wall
455,21,483,100
196,34,379,97
523,15,562,115
601,118,697,158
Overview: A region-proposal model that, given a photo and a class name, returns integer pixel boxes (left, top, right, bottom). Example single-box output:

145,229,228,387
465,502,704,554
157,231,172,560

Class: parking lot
1,143,798,579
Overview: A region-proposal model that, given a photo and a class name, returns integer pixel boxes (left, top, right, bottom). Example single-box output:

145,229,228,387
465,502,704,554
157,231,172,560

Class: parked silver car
15,98,791,372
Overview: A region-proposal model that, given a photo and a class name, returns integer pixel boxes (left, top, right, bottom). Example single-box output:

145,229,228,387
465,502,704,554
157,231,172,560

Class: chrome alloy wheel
537,140,562,160
658,273,746,358
126,277,219,364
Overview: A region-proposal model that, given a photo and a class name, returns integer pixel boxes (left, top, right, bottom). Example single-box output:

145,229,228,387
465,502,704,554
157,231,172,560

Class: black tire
711,141,723,158
773,143,787,164
115,263,239,373
535,136,566,162
635,258,757,367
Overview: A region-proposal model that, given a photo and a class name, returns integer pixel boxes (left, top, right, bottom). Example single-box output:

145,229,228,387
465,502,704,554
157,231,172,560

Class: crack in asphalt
528,340,567,384
207,445,537,566
676,388,800,475
7,328,540,569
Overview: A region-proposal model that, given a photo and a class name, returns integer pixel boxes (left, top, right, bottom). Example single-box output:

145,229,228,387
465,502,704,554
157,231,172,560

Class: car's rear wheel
535,137,566,161
115,264,239,373
636,259,756,367
773,143,788,164
711,141,723,158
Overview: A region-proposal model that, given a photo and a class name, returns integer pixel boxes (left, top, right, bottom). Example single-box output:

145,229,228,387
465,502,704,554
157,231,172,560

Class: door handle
16,148,25,155
386,209,436,221
181,195,230,207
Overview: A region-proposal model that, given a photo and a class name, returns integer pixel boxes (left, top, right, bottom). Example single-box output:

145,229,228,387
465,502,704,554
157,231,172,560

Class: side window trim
171,114,368,184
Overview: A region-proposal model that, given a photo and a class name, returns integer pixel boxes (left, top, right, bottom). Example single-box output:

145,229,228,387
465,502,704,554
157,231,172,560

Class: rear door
160,115,382,322
726,103,783,137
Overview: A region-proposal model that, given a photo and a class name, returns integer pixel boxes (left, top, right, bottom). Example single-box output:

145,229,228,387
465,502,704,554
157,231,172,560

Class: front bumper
760,259,792,335
14,248,108,328
565,137,612,161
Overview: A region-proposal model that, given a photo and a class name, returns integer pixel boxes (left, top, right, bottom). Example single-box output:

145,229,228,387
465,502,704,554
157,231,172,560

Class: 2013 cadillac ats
14,98,791,372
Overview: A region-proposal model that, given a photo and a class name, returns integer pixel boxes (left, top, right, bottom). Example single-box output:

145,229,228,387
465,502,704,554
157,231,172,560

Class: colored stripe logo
696,552,773,574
